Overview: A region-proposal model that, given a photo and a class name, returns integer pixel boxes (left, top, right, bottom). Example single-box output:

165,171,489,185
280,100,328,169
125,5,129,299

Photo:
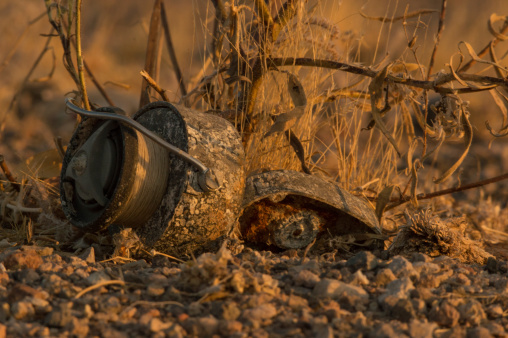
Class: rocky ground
0,239,507,338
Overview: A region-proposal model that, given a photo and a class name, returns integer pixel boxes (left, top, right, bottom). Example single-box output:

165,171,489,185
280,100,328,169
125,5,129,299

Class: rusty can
60,100,245,256
238,170,383,250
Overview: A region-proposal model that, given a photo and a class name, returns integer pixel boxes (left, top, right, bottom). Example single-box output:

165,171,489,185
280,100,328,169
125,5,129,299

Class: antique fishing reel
60,100,245,255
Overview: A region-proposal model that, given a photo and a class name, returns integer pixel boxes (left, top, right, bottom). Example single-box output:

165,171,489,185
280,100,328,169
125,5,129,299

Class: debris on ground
0,243,507,337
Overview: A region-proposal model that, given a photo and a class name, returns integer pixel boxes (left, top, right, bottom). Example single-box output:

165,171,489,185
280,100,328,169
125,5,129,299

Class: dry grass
0,0,507,259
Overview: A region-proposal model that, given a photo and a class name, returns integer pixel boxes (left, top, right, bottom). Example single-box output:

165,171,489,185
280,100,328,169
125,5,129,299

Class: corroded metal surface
61,101,245,257
239,170,382,250
133,102,245,256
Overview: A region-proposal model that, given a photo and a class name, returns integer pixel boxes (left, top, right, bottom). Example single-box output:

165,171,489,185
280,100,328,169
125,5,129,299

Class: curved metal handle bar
65,98,219,192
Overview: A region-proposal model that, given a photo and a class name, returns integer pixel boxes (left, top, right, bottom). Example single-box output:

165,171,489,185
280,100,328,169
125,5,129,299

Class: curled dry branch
386,172,508,211
359,8,438,22
264,57,508,92
44,1,80,89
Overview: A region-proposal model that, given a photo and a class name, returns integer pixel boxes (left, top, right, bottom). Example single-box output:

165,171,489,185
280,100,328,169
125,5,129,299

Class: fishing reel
60,100,245,255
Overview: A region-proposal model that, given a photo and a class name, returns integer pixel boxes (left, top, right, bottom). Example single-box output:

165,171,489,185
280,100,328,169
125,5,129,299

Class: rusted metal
238,170,383,250
60,101,245,257
133,102,245,256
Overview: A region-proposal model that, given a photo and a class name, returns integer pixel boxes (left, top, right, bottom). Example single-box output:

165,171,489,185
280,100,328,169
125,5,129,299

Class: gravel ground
1,241,507,338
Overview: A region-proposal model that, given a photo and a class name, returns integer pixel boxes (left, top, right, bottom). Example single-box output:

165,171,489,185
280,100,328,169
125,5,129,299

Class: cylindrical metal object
238,170,383,250
60,101,245,256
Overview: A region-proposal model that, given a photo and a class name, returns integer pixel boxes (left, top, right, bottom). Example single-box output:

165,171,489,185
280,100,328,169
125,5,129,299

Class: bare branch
75,0,90,111
427,0,447,79
161,2,187,97
360,9,438,22
386,172,508,210
139,0,163,108
140,70,170,102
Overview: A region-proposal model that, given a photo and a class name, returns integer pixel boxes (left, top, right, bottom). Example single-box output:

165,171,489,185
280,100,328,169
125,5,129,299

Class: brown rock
218,320,243,336
313,324,334,338
313,279,368,299
494,278,508,293
486,304,504,319
99,296,122,314
79,247,95,264
0,303,9,323
375,268,397,287
28,297,52,315
196,316,219,336
44,302,72,328
390,298,416,322
222,302,241,321
0,272,8,286
149,318,172,332
467,327,494,338
139,309,160,326
287,294,309,310
99,327,129,338
458,300,486,326
67,317,89,338
429,300,460,328
419,269,453,288
147,283,165,297
3,250,43,270
10,301,35,320
7,283,47,303
409,319,437,338
242,303,277,322
293,269,320,288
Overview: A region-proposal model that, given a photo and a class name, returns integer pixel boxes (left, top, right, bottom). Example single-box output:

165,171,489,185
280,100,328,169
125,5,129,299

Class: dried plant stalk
139,0,163,108
75,0,90,111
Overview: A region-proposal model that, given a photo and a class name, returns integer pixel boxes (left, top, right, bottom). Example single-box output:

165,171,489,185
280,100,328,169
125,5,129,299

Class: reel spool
61,101,245,256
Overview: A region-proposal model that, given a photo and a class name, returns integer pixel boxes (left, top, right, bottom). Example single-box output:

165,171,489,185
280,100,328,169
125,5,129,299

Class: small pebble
293,269,320,288
44,302,72,328
375,268,397,286
429,300,460,328
345,251,378,271
388,256,419,279
11,301,35,320
408,319,436,338
242,303,277,322
85,271,111,285
313,279,368,299
149,318,172,332
79,247,95,264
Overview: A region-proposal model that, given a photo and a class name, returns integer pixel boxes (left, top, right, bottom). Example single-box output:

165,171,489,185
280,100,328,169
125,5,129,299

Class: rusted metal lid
238,170,383,250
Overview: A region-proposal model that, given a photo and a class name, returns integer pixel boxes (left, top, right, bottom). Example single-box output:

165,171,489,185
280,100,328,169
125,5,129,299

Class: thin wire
65,98,208,173
65,98,219,192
